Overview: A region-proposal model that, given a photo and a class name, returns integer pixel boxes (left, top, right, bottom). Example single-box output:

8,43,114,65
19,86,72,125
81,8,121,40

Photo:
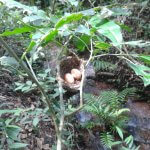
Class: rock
127,100,150,148
83,79,100,95
85,63,95,79
76,111,93,124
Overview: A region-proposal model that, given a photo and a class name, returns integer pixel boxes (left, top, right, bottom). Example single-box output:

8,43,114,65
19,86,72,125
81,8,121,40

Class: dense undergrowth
0,0,150,149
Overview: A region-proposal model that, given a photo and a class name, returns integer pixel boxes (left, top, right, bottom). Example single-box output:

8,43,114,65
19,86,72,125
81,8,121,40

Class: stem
25,56,39,82
57,65,65,150
86,38,93,66
93,53,138,58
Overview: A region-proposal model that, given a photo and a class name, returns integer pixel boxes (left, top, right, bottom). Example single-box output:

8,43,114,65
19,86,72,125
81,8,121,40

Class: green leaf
6,126,21,141
0,56,19,67
23,15,49,24
21,40,36,60
41,29,58,46
9,142,28,149
68,0,78,6
89,15,109,28
139,55,150,65
97,21,123,47
116,126,123,140
94,42,110,50
0,109,22,115
89,17,123,47
75,25,90,35
22,86,31,92
128,62,150,86
0,26,35,36
80,9,95,16
26,81,32,86
75,35,90,52
55,13,83,29
125,135,133,145
117,23,132,32
111,7,131,16
33,117,39,127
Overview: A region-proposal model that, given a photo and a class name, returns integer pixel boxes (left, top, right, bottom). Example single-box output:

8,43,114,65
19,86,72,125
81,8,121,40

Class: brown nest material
59,56,84,91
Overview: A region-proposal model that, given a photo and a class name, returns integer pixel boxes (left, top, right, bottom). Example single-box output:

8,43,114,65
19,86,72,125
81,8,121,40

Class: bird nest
59,56,84,91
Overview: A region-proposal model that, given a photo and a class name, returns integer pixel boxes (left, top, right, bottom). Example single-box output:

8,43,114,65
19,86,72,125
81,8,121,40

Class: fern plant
92,60,117,72
82,88,139,149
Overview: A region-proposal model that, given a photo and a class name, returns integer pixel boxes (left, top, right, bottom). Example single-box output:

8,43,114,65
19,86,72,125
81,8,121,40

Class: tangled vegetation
0,0,150,150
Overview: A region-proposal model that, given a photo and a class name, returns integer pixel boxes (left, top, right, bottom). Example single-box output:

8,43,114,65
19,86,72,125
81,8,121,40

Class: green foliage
14,68,56,93
0,26,35,36
82,88,137,149
92,60,117,71
0,0,149,149
15,80,37,93
138,55,150,65
55,13,83,29
89,17,123,48
0,109,28,149
128,62,150,86
75,35,91,51
100,132,115,149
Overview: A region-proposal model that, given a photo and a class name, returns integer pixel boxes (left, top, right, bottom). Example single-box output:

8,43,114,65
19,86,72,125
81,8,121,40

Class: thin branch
57,65,65,150
93,53,138,58
86,38,93,66
79,61,85,106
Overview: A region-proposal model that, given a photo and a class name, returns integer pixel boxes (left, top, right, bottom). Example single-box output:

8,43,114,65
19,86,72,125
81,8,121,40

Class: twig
93,53,138,58
86,38,93,66
79,61,85,106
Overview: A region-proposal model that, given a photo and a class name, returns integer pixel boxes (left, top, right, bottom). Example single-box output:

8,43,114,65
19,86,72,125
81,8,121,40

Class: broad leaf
111,7,131,16
89,15,109,28
75,25,90,35
139,55,150,65
9,142,28,149
89,17,123,47
55,13,83,29
41,29,58,46
94,42,110,50
33,117,39,127
75,35,90,51
97,21,123,47
0,56,19,67
23,15,49,24
6,125,21,141
80,9,95,16
68,0,78,6
128,62,150,86
0,26,35,36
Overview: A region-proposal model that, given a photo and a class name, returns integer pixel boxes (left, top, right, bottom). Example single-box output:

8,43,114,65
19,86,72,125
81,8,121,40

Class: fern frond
100,132,114,149
118,88,136,102
92,60,117,71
